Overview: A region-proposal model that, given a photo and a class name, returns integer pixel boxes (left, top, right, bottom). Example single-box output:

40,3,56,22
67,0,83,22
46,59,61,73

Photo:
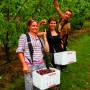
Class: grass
60,33,90,90
4,76,24,90
3,33,90,90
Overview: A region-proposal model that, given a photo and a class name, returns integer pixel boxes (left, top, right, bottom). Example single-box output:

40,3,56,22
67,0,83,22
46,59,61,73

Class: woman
46,17,64,69
16,19,49,90
38,17,64,69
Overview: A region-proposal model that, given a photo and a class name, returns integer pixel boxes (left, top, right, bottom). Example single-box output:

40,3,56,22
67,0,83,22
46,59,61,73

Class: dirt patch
0,47,23,90
0,60,23,90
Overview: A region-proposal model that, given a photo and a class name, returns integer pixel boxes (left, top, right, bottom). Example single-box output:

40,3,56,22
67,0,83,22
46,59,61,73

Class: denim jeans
24,64,46,90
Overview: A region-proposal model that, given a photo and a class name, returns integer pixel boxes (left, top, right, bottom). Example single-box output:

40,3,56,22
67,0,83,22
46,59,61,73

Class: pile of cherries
36,69,55,75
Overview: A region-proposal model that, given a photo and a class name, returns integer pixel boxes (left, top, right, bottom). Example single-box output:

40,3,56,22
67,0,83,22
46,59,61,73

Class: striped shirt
16,34,44,65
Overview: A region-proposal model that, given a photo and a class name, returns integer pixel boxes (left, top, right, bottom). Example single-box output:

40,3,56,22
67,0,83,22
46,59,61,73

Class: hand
22,62,31,74
40,19,47,25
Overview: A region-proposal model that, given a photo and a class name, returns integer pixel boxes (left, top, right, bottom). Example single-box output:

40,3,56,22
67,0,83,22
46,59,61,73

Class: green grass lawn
4,32,90,90
60,33,90,90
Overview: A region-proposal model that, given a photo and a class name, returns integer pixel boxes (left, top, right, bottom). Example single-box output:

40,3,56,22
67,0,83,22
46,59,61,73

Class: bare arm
38,31,45,37
38,30,49,52
16,34,30,74
43,30,49,53
17,53,26,66
17,53,30,74
53,0,64,18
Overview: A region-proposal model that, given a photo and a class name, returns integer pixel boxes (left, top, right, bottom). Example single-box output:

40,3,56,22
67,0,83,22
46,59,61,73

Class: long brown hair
48,17,57,24
27,18,35,32
48,17,58,31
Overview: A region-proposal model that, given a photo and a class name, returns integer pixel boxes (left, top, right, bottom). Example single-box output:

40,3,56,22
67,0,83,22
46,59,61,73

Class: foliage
70,0,90,29
0,0,90,62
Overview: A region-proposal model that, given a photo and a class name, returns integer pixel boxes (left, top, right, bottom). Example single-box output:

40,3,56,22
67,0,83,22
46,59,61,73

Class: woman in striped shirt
16,19,49,90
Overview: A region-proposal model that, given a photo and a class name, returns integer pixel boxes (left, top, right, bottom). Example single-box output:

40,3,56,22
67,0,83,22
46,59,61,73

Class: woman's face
29,21,39,34
63,11,72,20
49,20,56,30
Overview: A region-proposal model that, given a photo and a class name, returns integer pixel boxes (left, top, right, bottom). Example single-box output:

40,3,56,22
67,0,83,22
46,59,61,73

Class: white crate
54,51,76,65
33,68,60,90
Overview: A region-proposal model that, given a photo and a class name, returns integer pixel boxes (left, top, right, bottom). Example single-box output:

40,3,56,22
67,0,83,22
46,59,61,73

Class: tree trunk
3,0,11,63
4,31,11,63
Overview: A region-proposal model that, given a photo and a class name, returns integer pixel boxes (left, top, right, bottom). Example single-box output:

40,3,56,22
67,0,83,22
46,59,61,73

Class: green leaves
0,0,90,47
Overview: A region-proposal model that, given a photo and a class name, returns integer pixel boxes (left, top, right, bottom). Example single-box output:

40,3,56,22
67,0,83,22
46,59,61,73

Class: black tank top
47,31,63,53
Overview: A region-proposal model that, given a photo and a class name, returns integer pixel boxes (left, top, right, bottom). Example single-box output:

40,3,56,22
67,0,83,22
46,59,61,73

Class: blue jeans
24,64,46,90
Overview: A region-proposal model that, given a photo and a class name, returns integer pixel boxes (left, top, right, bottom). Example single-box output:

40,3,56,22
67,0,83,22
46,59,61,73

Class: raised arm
38,30,49,52
43,30,49,53
53,0,64,18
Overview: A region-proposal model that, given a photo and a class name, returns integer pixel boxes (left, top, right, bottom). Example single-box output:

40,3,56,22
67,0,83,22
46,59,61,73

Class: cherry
36,69,55,75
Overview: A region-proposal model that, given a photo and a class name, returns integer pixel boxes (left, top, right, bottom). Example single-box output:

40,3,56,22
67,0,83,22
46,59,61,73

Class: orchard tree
0,0,90,62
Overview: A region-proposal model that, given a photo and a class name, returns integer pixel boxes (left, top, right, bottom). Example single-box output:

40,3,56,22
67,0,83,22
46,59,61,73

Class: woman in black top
46,17,64,69
38,17,67,70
